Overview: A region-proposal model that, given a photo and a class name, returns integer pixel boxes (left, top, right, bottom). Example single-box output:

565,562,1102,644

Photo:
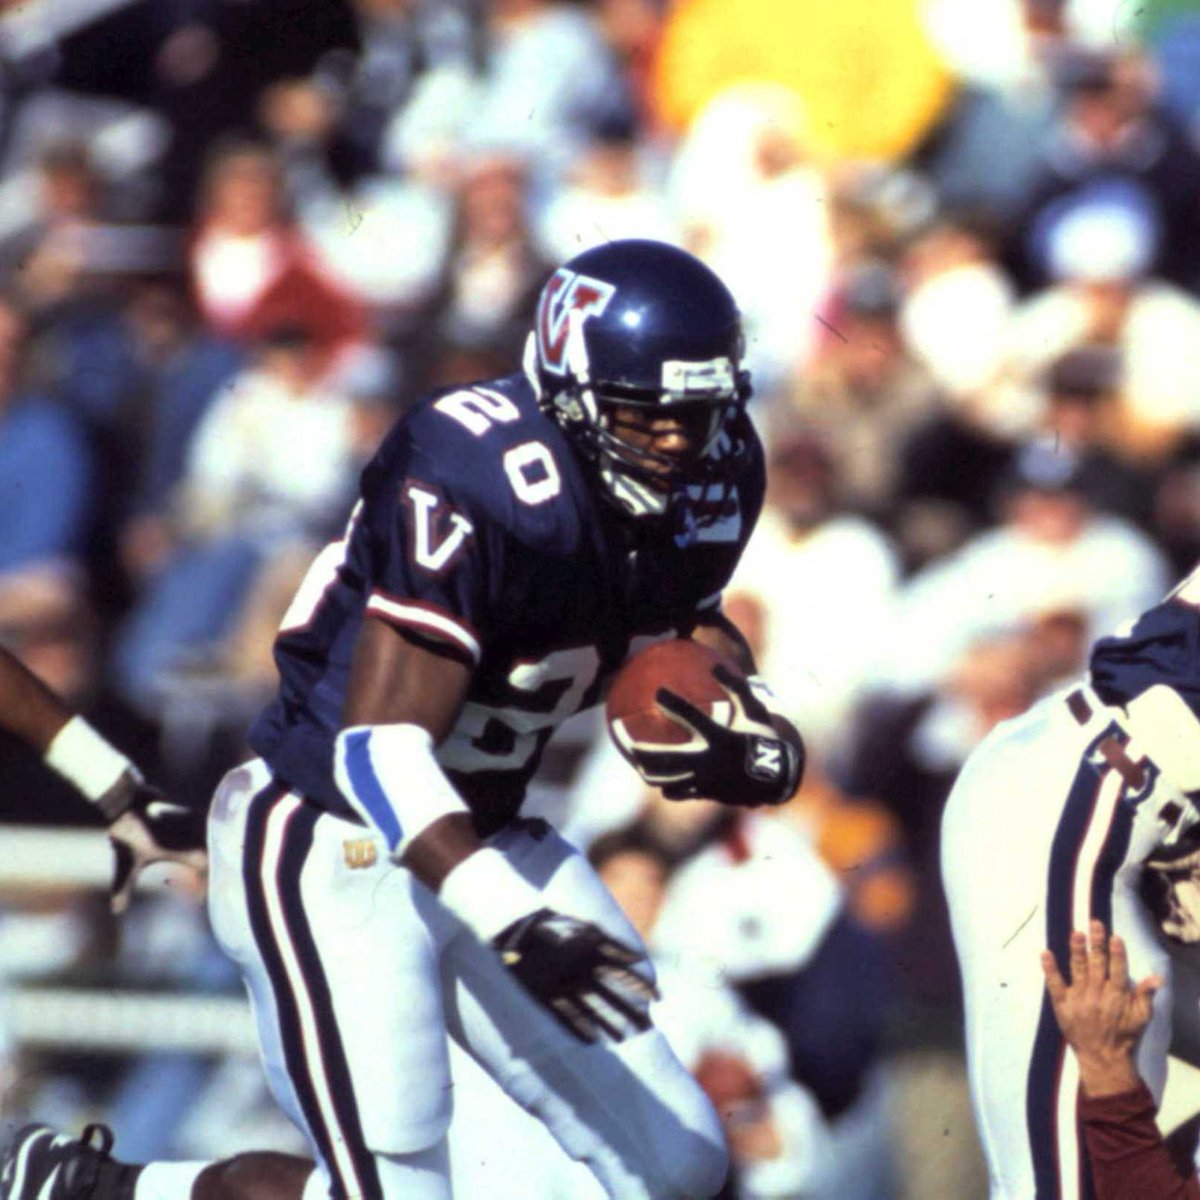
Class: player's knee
195,1154,314,1200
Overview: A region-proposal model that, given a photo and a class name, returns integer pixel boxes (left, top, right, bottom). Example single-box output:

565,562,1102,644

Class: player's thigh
439,819,728,1199
942,731,1057,1198
207,764,455,1188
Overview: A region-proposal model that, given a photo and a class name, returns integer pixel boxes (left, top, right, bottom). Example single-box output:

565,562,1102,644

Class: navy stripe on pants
243,784,384,1200
1026,724,1136,1199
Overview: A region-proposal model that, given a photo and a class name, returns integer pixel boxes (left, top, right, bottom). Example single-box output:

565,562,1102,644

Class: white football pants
206,760,727,1200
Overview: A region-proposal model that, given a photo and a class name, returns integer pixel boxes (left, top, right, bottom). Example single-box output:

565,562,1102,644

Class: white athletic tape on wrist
439,846,542,941
334,722,468,857
43,716,135,803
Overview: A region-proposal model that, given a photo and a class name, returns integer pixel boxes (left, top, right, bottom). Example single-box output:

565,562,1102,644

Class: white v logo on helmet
536,269,615,377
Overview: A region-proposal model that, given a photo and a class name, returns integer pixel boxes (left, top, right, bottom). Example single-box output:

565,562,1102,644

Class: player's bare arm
0,645,205,911
340,615,478,889
336,615,656,1045
0,642,77,750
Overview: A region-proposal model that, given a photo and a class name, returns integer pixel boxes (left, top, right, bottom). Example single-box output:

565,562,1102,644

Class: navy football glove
103,773,208,914
492,908,657,1044
628,666,803,807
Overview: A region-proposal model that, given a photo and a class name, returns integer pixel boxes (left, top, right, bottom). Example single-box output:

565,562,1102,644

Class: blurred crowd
4,0,1200,1196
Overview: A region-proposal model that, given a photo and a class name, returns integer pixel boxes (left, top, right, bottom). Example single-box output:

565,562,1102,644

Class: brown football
605,638,742,756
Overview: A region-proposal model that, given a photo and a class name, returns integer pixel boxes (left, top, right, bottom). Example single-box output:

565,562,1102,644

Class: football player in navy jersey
1,241,802,1200
942,566,1200,1199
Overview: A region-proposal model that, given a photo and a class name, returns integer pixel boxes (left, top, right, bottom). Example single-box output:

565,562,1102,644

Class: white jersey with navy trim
943,682,1191,1199
249,372,764,836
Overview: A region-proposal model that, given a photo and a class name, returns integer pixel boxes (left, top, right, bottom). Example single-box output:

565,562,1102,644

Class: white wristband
439,847,542,941
334,722,469,857
44,716,135,804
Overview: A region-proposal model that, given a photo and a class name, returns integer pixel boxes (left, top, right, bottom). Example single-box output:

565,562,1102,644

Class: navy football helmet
524,239,752,527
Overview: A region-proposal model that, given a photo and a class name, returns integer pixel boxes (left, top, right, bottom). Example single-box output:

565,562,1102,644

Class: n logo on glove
746,737,783,782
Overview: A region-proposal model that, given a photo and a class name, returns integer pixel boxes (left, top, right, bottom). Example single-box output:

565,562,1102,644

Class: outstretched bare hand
1040,919,1163,1098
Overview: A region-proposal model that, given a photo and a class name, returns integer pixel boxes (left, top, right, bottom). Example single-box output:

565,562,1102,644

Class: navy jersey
250,373,765,836
1090,563,1200,719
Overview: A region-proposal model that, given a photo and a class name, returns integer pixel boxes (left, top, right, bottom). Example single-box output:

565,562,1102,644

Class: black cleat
0,1125,120,1200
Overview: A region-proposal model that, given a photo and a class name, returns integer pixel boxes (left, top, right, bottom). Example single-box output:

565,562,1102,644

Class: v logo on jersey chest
404,483,474,573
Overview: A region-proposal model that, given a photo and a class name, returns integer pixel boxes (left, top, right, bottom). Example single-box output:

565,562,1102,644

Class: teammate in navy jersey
943,566,1200,1199
1,241,802,1200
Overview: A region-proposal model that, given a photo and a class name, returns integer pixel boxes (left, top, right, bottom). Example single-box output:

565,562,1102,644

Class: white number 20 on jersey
434,387,562,506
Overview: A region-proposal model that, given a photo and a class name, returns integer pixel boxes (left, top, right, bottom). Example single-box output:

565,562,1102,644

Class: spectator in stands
142,0,358,223
111,323,368,716
917,0,1064,219
1151,450,1200,579
118,281,245,567
465,0,636,188
893,214,1028,555
1006,195,1200,464
650,799,898,1200
594,0,667,130
0,140,101,291
1010,45,1200,293
728,433,899,758
842,632,1052,1014
384,0,633,197
188,139,366,377
779,756,916,947
399,152,551,402
0,292,91,607
786,259,941,520
898,212,1015,417
537,116,676,263
882,439,1169,696
1033,346,1156,527
321,0,478,183
720,585,917,952
668,82,833,393
256,73,454,328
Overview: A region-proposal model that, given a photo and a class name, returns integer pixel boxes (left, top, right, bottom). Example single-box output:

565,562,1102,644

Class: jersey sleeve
354,439,498,667
1080,1083,1200,1200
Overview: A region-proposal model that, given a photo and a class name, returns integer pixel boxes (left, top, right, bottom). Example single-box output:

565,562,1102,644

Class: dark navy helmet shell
524,239,752,525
